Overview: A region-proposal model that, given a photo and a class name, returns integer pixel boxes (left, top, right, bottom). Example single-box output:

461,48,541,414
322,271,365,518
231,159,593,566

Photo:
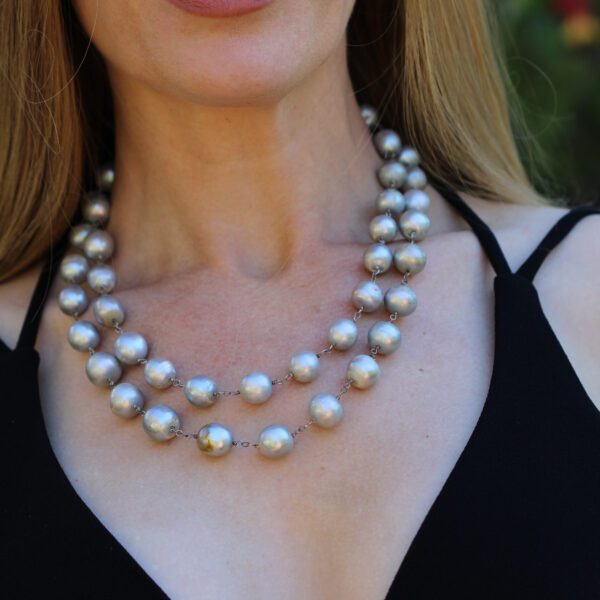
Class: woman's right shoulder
0,262,44,350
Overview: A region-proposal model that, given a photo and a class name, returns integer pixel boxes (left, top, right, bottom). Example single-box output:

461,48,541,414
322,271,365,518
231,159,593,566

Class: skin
1,1,599,598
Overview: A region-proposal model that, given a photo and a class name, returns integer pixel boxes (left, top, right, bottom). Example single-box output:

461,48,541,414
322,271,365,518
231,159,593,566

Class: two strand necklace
56,105,432,459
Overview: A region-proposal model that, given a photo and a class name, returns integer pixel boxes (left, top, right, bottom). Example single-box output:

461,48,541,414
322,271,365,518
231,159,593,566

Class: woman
1,0,598,598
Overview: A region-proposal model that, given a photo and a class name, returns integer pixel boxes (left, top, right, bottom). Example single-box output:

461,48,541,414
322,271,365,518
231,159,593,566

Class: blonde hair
0,0,547,282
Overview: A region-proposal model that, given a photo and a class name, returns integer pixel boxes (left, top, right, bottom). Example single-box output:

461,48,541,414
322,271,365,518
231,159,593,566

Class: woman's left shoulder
478,197,600,410
516,200,600,410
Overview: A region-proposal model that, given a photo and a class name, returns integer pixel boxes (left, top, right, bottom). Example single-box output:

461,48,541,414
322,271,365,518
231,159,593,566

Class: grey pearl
399,147,420,168
363,243,393,274
114,331,148,365
368,321,402,355
96,164,115,191
399,209,431,241
375,189,405,214
328,318,358,351
93,295,125,327
384,284,417,316
347,354,380,389
309,393,343,429
82,192,111,226
83,230,114,261
69,224,93,250
144,358,177,389
369,214,398,243
110,382,144,418
87,264,117,294
58,285,88,317
86,351,122,387
360,104,378,128
405,168,427,190
289,351,320,383
405,189,431,213
239,371,272,404
67,320,100,352
258,424,294,458
143,405,180,442
352,281,383,313
60,254,89,284
185,376,218,408
197,423,233,457
393,242,427,274
374,129,401,159
377,160,407,189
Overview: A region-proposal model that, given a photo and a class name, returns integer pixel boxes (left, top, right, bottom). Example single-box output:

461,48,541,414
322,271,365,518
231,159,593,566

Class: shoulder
0,262,44,350
475,196,600,409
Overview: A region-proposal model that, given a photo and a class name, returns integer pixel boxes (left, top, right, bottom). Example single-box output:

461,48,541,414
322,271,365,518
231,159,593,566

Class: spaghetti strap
516,204,600,282
430,180,512,276
15,235,69,351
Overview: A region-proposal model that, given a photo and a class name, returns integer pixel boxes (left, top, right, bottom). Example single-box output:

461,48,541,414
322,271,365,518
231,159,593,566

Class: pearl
83,230,114,261
352,281,383,313
114,331,148,365
143,405,180,442
405,168,427,190
93,295,125,327
384,284,417,316
258,424,294,458
369,214,398,242
328,318,358,351
239,371,273,404
368,321,402,354
197,423,233,457
347,354,380,389
289,351,320,383
377,160,407,189
87,264,116,294
58,285,88,316
405,189,431,213
60,254,89,284
399,209,431,241
393,242,427,274
363,243,393,274
69,224,93,250
82,192,111,226
309,393,343,428
67,320,100,352
360,104,378,128
399,147,420,168
375,189,405,214
86,352,122,387
110,383,144,418
185,376,218,408
144,358,177,389
96,164,115,191
374,129,401,158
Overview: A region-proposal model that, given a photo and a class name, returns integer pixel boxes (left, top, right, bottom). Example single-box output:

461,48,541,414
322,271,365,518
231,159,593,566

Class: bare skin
1,1,599,597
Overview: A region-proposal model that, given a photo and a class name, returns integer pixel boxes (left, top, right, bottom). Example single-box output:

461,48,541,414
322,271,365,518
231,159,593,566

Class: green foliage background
495,0,599,204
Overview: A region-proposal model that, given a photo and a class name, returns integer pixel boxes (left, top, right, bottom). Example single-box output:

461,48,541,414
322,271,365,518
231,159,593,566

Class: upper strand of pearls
57,105,432,460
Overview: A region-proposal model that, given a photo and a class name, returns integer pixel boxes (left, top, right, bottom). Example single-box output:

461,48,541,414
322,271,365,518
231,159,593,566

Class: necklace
56,105,431,459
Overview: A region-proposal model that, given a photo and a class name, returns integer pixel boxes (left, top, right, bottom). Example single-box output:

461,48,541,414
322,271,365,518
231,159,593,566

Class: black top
2,187,599,599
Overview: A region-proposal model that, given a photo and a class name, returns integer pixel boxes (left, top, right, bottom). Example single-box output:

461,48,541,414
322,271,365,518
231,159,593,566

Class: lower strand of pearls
57,105,431,459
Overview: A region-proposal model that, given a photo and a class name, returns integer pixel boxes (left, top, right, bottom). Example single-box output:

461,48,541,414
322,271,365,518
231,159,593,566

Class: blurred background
495,0,599,205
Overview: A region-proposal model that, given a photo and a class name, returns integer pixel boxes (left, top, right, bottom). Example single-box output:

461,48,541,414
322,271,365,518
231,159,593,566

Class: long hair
0,0,547,282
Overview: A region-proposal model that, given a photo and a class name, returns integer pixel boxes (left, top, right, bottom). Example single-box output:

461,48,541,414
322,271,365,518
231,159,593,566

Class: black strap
15,234,70,351
430,180,512,276
516,205,600,282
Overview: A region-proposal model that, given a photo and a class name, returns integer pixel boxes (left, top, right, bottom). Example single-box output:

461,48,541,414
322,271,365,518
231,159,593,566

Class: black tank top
2,187,599,599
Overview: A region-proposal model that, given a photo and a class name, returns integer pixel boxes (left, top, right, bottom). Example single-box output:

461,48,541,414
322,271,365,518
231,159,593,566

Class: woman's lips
166,0,273,18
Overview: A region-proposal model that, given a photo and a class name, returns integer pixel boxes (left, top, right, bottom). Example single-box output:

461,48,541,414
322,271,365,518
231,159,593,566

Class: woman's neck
107,42,381,287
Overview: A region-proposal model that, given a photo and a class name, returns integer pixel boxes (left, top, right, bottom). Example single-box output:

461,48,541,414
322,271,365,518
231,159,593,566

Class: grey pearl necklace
57,105,431,459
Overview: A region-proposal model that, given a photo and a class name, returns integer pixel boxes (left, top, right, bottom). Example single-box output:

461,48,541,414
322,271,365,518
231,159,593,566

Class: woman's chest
34,252,495,599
